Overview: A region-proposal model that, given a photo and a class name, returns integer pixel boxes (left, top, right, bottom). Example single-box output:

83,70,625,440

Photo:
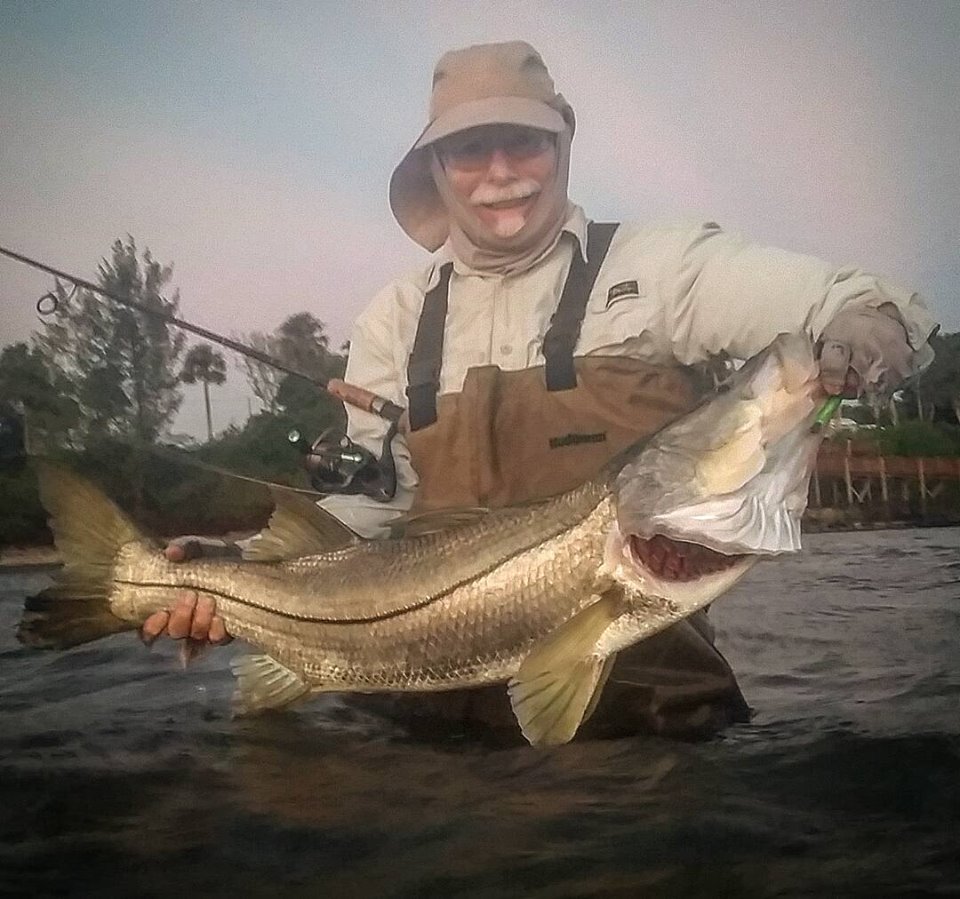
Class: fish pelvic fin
581,655,617,725
18,461,145,649
231,654,311,715
243,486,357,561
508,587,626,747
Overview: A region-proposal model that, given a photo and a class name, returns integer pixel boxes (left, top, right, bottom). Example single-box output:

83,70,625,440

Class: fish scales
109,483,615,692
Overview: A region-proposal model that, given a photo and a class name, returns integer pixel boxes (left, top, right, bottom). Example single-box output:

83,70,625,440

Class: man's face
435,124,558,238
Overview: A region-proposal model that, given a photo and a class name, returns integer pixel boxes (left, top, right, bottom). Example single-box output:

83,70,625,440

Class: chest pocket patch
605,279,642,309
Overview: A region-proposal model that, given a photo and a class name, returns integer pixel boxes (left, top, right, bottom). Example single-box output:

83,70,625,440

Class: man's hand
818,303,914,397
140,537,236,656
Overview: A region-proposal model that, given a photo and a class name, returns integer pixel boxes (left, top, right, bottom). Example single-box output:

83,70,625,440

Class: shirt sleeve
317,286,418,538
664,223,937,368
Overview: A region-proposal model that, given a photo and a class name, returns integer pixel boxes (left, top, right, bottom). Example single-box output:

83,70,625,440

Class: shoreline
0,529,257,572
0,545,62,572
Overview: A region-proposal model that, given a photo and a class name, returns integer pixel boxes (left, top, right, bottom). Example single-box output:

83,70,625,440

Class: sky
2,0,958,439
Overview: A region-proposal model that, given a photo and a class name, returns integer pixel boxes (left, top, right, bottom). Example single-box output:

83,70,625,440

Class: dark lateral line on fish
118,539,559,624
114,577,455,624
112,497,600,625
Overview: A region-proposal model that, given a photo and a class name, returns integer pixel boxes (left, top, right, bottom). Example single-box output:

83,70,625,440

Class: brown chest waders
373,223,749,739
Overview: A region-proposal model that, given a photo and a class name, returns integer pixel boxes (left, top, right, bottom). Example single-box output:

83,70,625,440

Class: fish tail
18,461,144,649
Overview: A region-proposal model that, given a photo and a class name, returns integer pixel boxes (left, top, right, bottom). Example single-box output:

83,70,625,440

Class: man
144,41,935,739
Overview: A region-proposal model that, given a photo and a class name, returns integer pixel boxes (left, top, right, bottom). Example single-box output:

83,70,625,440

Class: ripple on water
1,529,959,895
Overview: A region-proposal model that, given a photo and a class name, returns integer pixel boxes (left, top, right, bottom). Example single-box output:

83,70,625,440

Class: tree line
1,237,958,546
0,237,346,543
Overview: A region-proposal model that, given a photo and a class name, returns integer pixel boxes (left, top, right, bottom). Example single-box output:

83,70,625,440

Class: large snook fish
20,334,829,747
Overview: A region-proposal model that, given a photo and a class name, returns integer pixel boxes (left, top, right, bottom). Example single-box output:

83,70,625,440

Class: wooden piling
918,457,927,518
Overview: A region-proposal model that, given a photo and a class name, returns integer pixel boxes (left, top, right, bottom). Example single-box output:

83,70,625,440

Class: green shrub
875,420,960,457
0,465,47,545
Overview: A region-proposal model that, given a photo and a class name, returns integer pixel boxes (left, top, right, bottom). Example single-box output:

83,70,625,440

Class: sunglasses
435,127,555,171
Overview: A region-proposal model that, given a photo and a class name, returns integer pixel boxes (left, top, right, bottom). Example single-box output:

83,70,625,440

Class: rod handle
327,379,404,424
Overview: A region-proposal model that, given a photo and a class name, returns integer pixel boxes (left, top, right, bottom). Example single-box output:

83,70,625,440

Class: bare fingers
139,589,233,659
164,543,189,563
190,594,215,641
167,591,199,639
208,615,232,645
188,594,232,644
140,609,171,646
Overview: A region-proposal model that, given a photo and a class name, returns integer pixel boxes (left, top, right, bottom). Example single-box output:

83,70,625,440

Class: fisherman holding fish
141,41,935,739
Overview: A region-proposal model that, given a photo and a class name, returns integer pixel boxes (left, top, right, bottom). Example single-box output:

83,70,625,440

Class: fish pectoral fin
231,654,311,715
508,588,625,747
243,487,358,561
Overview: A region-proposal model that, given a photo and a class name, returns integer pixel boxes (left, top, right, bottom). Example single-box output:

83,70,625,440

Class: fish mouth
629,533,747,582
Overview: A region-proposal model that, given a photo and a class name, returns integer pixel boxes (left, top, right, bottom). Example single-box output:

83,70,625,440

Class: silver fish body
109,483,618,692
21,334,827,745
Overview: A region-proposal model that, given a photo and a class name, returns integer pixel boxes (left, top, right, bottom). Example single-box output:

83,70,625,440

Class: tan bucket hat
390,41,575,251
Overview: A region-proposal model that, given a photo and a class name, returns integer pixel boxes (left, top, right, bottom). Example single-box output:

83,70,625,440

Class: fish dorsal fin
389,506,491,539
390,497,555,538
243,487,357,561
508,587,626,747
231,654,311,715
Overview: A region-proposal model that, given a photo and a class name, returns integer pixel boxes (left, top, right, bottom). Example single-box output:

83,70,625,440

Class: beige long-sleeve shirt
322,205,935,535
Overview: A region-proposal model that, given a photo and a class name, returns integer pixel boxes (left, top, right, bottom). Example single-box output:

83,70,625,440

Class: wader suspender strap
406,261,453,431
542,222,619,391
404,223,619,430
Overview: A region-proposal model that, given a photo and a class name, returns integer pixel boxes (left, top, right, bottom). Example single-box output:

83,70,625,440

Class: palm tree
179,343,227,441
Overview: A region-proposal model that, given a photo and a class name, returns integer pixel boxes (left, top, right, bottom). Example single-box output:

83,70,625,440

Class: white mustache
470,180,541,207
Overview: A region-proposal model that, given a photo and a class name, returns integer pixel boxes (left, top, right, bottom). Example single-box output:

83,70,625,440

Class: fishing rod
0,244,404,425
1,243,403,500
2,243,844,498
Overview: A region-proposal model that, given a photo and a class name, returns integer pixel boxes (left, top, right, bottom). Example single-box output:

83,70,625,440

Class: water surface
1,528,958,897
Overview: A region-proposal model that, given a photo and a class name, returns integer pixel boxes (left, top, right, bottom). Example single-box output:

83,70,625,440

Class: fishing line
129,439,326,497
